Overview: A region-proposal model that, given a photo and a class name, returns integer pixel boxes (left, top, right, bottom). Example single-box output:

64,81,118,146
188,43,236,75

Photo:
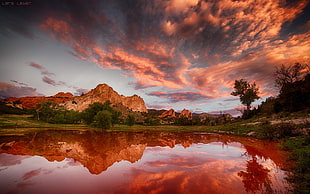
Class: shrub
94,110,112,129
126,114,135,126
282,136,310,193
258,121,295,140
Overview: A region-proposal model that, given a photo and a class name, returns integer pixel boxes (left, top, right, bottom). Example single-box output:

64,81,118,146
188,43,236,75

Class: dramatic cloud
1,0,309,109
148,91,210,103
36,0,309,98
0,82,42,98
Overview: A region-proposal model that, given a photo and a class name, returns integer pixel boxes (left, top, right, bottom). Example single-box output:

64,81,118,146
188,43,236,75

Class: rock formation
5,84,148,113
159,109,176,118
159,109,192,118
6,92,73,109
53,92,73,98
178,109,192,118
63,84,148,112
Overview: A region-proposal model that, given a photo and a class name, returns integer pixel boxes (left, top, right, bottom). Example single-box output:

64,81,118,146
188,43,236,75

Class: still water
0,130,291,194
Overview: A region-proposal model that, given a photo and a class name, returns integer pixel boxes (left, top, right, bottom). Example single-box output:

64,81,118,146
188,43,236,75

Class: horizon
1,0,309,117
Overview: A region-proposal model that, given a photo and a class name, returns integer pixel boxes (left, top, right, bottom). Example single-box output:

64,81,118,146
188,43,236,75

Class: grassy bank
0,114,95,135
0,114,261,136
1,114,309,136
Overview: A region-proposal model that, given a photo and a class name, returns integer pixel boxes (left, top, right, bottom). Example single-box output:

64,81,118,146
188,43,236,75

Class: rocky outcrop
159,109,176,118
6,92,73,109
5,84,148,113
159,109,192,118
63,84,148,112
53,92,73,98
178,109,192,118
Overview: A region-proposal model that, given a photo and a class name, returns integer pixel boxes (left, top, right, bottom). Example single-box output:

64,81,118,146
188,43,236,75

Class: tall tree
274,63,309,112
274,63,309,92
231,79,260,111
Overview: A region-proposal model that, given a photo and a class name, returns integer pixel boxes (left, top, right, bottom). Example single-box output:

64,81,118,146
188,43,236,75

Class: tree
231,79,260,111
34,101,59,122
126,114,135,126
94,110,112,129
274,63,309,92
81,101,121,127
82,102,105,125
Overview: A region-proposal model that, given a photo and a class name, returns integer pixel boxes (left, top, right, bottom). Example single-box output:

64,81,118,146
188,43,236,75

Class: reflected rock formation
0,131,288,175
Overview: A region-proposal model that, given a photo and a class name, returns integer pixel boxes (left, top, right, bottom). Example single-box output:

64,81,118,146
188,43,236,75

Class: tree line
231,62,309,119
32,100,135,129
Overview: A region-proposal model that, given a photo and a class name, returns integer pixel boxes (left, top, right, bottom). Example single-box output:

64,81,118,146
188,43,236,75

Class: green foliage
258,121,295,140
82,102,105,125
191,116,202,125
94,110,112,129
126,114,135,126
231,79,260,111
81,101,121,127
175,115,191,126
282,136,310,193
0,101,29,115
144,116,160,126
51,110,82,124
32,101,81,124
34,101,59,122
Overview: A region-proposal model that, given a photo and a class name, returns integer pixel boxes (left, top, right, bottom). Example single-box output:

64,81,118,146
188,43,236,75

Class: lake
0,130,291,193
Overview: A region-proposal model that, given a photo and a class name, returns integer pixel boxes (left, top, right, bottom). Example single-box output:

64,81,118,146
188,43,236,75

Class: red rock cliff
63,84,148,112
6,92,73,109
178,109,192,118
159,109,176,118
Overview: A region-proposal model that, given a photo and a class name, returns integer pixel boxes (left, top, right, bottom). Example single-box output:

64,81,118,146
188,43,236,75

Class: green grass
281,136,310,193
0,114,271,135
0,114,95,135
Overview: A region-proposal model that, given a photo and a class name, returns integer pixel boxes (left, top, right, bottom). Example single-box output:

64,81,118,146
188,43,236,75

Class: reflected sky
0,131,291,193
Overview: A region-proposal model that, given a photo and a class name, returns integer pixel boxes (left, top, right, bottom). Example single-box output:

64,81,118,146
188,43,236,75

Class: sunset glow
0,0,309,114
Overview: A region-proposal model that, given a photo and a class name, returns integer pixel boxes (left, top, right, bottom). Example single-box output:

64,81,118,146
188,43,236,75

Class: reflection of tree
238,157,272,193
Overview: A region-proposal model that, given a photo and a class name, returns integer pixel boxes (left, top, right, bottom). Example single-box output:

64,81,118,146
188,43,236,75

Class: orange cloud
37,0,309,103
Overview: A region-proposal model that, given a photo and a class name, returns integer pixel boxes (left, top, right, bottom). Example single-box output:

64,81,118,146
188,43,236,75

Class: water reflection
0,130,291,193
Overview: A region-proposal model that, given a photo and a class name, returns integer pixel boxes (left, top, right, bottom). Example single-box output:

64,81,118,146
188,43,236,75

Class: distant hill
62,84,148,113
5,84,148,113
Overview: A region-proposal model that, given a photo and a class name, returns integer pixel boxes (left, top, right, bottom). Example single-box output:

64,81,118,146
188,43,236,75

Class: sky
0,0,309,115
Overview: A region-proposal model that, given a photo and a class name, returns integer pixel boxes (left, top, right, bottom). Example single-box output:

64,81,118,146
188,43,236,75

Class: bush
94,110,112,129
126,114,135,126
81,101,121,127
258,121,295,140
282,136,310,193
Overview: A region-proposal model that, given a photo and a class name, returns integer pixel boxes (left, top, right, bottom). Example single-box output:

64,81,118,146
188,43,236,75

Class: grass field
0,114,94,135
1,114,308,136
0,114,258,134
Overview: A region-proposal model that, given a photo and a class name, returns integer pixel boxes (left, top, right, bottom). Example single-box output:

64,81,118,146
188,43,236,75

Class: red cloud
37,0,309,103
29,62,55,76
29,62,44,70
149,91,210,103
